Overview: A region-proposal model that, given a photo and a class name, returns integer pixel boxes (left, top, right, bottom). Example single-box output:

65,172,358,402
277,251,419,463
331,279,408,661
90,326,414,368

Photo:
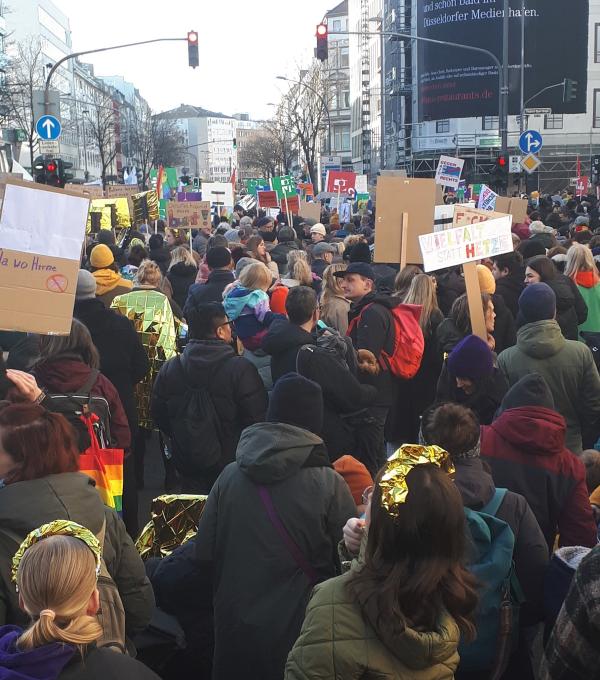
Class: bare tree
85,87,118,187
129,101,154,188
152,118,185,168
280,65,329,186
0,37,45,172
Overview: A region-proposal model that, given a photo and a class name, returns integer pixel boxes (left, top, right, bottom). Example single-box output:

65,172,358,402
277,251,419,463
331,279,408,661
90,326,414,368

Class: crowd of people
1,192,600,678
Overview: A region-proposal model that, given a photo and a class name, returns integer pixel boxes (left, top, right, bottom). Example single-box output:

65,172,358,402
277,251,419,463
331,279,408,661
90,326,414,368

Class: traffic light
37,159,61,186
33,156,46,184
187,30,199,69
563,78,578,104
58,159,73,186
592,155,600,185
316,23,328,62
491,153,509,191
232,137,237,149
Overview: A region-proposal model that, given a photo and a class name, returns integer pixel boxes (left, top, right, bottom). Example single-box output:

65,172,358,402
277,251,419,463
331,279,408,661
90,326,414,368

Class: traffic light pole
329,30,507,155
44,37,188,113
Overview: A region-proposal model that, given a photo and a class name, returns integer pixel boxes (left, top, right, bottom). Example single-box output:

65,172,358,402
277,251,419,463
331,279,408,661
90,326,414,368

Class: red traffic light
497,156,507,167
316,23,327,37
187,30,198,44
46,161,57,172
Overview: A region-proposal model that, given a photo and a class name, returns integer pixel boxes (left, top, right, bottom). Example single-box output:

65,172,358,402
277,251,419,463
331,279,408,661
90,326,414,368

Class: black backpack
581,331,600,371
167,357,223,476
43,369,112,452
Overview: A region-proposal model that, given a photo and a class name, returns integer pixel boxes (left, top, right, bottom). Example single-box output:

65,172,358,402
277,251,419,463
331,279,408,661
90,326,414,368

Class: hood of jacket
437,318,464,355
92,268,132,296
547,275,577,311
236,422,324,484
488,406,566,457
206,269,235,286
453,458,495,510
34,358,94,394
0,473,105,538
169,262,197,278
73,298,112,330
516,319,565,359
261,318,314,356
0,626,76,680
574,270,600,289
180,339,237,381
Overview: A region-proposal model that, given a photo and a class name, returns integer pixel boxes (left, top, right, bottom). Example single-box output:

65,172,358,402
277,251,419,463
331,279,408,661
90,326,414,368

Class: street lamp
276,75,332,155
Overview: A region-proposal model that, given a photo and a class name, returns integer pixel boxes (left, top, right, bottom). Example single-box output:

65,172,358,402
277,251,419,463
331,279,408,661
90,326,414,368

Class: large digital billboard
416,0,589,121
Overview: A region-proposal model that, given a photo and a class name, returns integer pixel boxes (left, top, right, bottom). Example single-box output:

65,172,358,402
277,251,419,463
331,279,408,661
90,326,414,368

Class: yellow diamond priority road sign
521,153,541,175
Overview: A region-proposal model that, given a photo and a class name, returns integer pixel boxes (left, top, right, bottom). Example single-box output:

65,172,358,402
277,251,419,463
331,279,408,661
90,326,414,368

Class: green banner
271,175,297,199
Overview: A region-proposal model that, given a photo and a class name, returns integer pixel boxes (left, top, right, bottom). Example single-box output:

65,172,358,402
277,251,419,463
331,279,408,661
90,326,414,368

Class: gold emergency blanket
87,197,131,231
111,289,179,428
380,444,454,517
136,494,208,560
132,190,159,224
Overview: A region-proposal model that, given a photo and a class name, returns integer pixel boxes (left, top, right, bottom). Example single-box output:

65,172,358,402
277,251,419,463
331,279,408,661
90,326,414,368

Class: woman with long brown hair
0,522,159,678
286,452,478,679
246,235,279,277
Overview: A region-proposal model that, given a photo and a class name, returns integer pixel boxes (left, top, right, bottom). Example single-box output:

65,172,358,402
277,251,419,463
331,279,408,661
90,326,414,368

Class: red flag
230,167,236,190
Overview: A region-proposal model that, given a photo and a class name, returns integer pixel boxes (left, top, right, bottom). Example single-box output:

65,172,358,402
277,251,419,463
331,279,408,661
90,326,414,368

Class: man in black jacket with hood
492,251,525,319
151,302,267,492
184,247,235,316
336,262,400,474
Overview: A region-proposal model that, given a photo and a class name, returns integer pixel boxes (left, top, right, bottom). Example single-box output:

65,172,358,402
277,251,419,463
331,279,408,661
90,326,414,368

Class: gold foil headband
12,520,102,585
379,444,455,516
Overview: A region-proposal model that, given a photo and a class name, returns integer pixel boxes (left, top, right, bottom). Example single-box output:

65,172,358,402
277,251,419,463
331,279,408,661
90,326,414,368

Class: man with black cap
270,226,300,275
481,373,597,550
335,262,405,473
184,246,235,315
498,282,600,453
151,372,355,680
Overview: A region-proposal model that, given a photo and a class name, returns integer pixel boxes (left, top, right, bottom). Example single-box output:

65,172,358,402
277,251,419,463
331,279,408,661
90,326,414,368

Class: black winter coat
270,242,299,275
546,274,588,341
347,293,400,407
73,298,149,431
453,457,549,624
436,269,465,316
167,262,198,311
491,293,517,354
61,646,161,679
151,422,356,680
184,269,235,317
149,246,171,275
436,362,509,425
436,317,465,356
495,269,524,319
261,318,314,383
387,310,444,444
151,339,268,481
311,258,329,280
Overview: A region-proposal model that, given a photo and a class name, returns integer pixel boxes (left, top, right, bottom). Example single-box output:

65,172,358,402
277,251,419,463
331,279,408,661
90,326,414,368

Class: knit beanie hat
520,239,546,260
476,264,496,294
496,373,555,417
267,373,324,434
76,269,97,301
206,246,232,269
518,282,556,323
333,455,373,506
90,244,115,269
447,335,494,380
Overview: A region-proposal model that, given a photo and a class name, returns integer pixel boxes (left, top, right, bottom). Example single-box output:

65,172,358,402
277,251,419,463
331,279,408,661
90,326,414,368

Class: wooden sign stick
463,261,487,342
400,212,409,271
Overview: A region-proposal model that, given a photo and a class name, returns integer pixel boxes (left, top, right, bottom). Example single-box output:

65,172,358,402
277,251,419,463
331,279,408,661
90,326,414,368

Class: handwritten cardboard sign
282,195,300,214
65,183,104,199
0,180,89,334
167,201,211,229
258,190,279,209
419,216,513,273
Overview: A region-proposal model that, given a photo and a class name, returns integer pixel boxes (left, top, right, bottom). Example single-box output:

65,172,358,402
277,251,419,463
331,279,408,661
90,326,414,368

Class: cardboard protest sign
374,177,436,265
299,200,321,223
258,191,279,209
0,180,89,335
105,184,139,198
419,216,513,273
65,183,103,199
453,205,507,228
326,170,356,194
355,174,368,194
509,198,528,224
201,182,234,209
298,182,314,198
495,196,512,215
477,185,498,211
167,202,202,229
435,156,465,190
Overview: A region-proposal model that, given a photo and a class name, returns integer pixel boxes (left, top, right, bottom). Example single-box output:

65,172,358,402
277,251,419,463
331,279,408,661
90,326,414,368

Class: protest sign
201,182,234,210
435,155,465,190
477,185,498,211
176,192,202,202
65,183,103,199
0,180,89,334
271,175,297,199
419,216,513,273
576,176,589,197
105,184,139,199
355,174,368,194
258,190,279,209
282,195,300,214
453,205,507,228
325,170,356,194
132,191,160,224
298,182,314,198
167,202,204,229
374,177,436,265
299,200,321,223
87,197,131,231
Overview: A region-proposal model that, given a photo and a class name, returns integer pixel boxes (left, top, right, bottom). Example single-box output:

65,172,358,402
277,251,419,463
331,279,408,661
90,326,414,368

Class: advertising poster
417,0,589,120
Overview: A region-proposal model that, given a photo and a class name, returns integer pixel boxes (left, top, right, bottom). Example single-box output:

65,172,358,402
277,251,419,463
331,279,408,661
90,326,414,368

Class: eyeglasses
218,320,234,329
361,485,374,505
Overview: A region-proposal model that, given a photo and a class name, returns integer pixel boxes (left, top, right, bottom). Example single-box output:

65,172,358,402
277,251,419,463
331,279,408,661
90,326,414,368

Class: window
436,119,450,133
594,90,600,128
332,19,341,32
596,24,600,62
340,46,349,68
545,114,563,130
482,116,499,130
341,88,350,109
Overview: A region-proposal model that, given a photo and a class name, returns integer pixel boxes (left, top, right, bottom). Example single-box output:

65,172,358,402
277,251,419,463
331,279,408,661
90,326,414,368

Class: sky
54,0,334,121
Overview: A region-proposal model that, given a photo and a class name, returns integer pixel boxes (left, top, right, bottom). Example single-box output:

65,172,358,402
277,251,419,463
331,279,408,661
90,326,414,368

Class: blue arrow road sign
519,129,543,155
35,114,61,141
